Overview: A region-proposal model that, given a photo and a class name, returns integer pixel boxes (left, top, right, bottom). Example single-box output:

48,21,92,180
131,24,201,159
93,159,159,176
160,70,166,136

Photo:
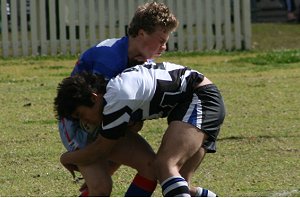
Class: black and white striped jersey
101,62,205,139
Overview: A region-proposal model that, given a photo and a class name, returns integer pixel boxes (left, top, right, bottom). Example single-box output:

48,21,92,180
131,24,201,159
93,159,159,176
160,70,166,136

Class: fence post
1,0,9,57
233,0,242,49
59,0,67,55
49,0,57,55
242,0,252,50
30,0,38,56
224,0,232,50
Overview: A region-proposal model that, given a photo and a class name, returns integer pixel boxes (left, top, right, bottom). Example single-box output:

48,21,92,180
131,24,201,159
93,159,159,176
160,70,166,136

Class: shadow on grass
218,134,299,141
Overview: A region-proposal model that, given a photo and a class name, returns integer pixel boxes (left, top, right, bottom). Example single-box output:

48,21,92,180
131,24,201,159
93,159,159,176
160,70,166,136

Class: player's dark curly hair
54,72,107,120
128,1,179,37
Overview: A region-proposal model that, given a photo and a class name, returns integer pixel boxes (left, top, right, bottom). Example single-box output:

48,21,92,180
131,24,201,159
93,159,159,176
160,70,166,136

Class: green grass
252,23,300,51
0,23,300,196
0,49,299,197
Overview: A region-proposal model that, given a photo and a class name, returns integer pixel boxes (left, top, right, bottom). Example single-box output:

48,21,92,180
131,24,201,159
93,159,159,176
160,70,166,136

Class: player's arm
60,135,117,167
127,120,144,133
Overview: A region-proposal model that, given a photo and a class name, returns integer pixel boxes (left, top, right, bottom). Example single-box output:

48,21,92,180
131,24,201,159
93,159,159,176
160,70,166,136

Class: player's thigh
155,121,207,171
78,160,112,196
109,131,156,178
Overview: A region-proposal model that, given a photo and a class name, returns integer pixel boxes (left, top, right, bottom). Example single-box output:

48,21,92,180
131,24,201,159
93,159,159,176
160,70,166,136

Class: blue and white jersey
60,36,155,151
101,62,205,139
71,37,129,78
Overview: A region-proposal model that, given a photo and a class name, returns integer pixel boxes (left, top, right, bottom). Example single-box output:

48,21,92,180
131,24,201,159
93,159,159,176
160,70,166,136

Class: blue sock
161,176,191,197
125,174,157,197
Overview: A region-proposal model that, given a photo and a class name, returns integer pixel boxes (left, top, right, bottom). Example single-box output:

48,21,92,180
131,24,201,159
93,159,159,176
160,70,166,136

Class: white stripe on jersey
96,38,119,47
102,112,131,130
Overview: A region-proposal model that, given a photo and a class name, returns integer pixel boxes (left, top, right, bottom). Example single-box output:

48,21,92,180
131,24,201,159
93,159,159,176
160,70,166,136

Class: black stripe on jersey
148,67,191,117
100,122,127,139
143,62,166,70
101,99,133,139
102,101,133,127
130,109,143,121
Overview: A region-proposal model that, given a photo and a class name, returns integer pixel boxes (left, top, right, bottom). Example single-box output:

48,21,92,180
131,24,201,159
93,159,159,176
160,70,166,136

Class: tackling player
58,1,218,197
54,62,226,197
58,2,178,196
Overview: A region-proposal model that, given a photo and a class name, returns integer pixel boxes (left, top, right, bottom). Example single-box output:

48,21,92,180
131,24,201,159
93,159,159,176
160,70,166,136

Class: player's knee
133,156,156,181
152,156,174,180
88,180,112,196
89,189,111,197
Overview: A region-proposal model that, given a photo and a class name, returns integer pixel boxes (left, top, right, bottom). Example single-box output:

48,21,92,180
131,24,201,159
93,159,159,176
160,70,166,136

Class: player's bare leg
180,148,217,197
110,130,156,180
76,122,156,197
109,130,157,196
181,147,205,196
153,121,207,197
78,160,112,196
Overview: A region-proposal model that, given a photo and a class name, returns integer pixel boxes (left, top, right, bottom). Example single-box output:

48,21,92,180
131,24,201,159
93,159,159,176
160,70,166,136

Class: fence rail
0,0,251,57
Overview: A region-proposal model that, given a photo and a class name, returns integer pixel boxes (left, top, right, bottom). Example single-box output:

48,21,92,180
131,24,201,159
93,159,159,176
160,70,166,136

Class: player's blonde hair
128,1,178,37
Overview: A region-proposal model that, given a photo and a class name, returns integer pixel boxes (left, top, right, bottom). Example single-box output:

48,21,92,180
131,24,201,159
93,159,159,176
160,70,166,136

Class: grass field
0,23,300,196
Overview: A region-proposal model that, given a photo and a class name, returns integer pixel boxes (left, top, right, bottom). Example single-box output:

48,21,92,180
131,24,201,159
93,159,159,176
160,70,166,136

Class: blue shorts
59,118,98,151
167,84,226,153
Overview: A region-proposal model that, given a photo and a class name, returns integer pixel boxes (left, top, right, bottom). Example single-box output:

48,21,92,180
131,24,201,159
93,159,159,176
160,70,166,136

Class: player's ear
138,29,146,37
91,93,101,103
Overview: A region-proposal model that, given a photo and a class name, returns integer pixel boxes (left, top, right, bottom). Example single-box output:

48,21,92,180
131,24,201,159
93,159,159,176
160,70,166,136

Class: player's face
136,28,169,61
71,94,103,126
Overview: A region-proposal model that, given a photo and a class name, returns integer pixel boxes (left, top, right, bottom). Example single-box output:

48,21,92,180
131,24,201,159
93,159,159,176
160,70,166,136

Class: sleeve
99,122,128,140
100,70,146,139
58,118,88,151
70,49,95,76
100,80,134,139
100,92,131,139
71,46,127,78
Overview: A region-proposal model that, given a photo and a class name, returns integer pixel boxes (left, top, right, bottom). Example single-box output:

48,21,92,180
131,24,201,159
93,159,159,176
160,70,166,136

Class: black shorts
167,84,225,153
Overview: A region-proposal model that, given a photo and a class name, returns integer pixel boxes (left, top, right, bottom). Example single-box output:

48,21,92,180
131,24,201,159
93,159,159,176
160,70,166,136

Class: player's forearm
60,135,115,166
60,148,98,166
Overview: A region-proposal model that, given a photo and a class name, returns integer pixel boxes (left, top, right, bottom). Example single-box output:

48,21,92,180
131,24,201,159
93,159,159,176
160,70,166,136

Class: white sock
195,187,217,197
161,176,191,197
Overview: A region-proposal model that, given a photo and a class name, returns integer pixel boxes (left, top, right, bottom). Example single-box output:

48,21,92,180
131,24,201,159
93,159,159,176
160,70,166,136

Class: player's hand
60,152,79,179
79,182,88,192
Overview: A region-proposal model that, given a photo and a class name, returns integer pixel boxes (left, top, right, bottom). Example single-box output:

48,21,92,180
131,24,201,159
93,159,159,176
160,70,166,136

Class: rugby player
55,62,225,197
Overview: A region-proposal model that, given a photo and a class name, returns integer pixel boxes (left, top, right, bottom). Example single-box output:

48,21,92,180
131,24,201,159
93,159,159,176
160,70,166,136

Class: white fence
0,0,251,57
